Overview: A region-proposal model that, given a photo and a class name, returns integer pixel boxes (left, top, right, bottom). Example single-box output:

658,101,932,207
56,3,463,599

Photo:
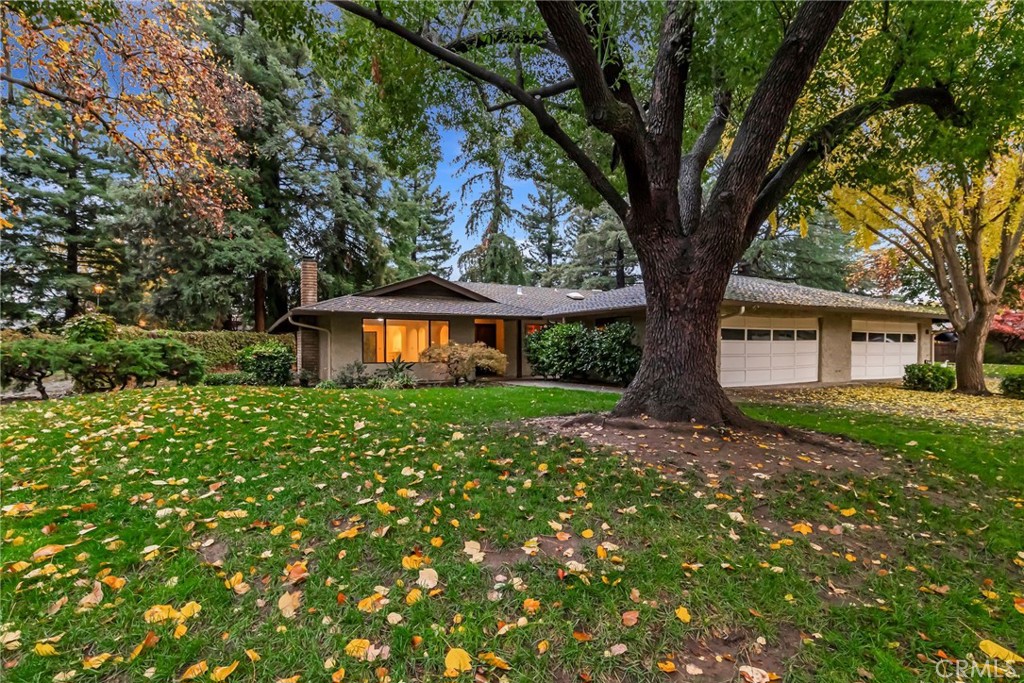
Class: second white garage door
851,320,919,379
719,316,819,387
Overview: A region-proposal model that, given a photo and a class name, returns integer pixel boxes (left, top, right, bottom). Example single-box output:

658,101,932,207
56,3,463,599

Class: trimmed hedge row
117,329,294,369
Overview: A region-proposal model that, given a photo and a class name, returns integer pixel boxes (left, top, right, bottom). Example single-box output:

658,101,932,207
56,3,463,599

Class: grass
2,385,1022,683
984,363,1024,378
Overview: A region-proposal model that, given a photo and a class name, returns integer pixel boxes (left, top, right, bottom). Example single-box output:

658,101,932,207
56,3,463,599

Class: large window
362,319,449,363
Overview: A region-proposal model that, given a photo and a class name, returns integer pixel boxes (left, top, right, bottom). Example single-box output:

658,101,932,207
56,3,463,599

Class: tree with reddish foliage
991,310,1024,354
1,0,259,225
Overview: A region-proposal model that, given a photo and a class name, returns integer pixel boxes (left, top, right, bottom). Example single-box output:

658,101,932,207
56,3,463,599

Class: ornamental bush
63,313,117,343
112,329,294,369
421,342,508,384
590,322,642,385
1000,374,1024,399
0,339,64,399
237,341,293,385
903,363,955,392
524,323,596,380
63,340,167,392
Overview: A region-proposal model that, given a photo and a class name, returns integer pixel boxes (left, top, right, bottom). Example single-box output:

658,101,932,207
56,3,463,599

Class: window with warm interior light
361,319,449,363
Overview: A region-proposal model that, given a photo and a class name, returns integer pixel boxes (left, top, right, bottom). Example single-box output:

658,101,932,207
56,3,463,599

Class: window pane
886,333,901,343
747,329,771,341
385,319,430,362
868,332,886,343
852,332,867,342
430,321,449,347
721,328,744,341
902,333,917,343
772,329,795,341
362,319,385,363
797,330,817,341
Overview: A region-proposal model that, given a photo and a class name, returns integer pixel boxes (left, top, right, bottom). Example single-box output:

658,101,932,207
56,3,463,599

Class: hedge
524,322,641,386
1001,374,1024,399
115,329,294,369
903,363,956,392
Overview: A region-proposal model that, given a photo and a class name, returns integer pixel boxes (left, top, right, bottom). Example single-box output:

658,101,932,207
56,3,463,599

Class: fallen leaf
621,610,639,626
444,648,472,674
278,591,302,619
180,661,209,680
675,606,691,623
979,639,1024,663
211,661,239,682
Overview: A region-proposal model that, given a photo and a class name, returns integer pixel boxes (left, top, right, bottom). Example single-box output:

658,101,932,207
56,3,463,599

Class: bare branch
487,77,576,112
444,26,561,56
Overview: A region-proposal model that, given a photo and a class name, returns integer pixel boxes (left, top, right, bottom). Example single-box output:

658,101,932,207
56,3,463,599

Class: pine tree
0,105,130,327
738,213,856,291
387,169,456,279
557,204,638,290
521,181,569,284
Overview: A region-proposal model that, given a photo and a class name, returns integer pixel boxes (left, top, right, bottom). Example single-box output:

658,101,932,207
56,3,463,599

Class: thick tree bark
253,270,266,332
954,311,994,395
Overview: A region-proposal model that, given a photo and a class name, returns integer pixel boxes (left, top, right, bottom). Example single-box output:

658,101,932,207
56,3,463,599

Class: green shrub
144,338,206,385
0,328,60,344
315,379,342,390
63,340,165,392
237,341,293,385
63,313,117,343
110,329,294,369
903,363,955,392
590,322,641,385
203,371,257,386
1000,374,1024,399
524,323,596,380
333,361,370,388
368,356,416,388
0,339,63,399
421,342,507,384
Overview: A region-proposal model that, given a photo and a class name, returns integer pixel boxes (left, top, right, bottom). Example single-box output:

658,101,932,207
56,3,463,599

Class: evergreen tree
0,105,130,327
386,168,457,279
557,204,638,290
521,181,569,284
738,213,857,291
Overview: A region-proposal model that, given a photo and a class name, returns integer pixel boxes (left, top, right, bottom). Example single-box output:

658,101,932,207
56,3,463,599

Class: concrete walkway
499,379,624,393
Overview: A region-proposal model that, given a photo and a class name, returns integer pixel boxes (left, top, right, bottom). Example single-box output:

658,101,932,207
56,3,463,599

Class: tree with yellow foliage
833,151,1024,394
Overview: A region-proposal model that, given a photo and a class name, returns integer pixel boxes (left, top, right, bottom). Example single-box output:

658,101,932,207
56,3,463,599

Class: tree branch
707,0,851,253
647,0,696,188
329,0,629,219
678,90,731,235
746,85,968,241
444,26,561,56
487,77,576,112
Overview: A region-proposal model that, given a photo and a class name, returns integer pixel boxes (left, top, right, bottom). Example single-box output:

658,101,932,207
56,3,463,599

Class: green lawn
985,363,1024,378
2,386,1021,682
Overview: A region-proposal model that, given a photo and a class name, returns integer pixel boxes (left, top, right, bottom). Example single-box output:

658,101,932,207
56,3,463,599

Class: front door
475,322,498,348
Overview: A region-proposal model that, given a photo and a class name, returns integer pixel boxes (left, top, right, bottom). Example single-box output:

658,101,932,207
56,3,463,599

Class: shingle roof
458,281,598,312
293,296,540,318
544,275,942,318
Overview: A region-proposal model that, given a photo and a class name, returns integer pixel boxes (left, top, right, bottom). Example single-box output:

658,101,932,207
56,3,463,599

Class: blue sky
433,126,535,266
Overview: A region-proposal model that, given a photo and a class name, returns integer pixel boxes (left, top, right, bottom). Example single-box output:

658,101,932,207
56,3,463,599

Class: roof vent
516,286,523,295
566,292,585,300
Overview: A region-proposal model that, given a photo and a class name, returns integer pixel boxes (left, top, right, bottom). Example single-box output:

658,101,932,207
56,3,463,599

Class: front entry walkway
499,379,624,394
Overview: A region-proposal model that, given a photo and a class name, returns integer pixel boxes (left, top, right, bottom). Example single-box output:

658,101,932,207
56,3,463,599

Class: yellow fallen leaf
523,598,541,614
279,591,302,618
675,606,691,623
657,660,677,672
405,588,423,605
979,639,1024,663
791,522,812,535
211,660,239,681
479,652,510,670
581,529,594,539
402,555,424,570
34,642,58,656
101,575,126,590
129,631,159,660
181,660,209,680
344,639,370,660
82,652,113,669
174,624,188,639
246,649,261,662
537,640,549,654
840,508,857,517
444,648,472,675
1014,597,1024,615
331,668,346,682
179,601,202,619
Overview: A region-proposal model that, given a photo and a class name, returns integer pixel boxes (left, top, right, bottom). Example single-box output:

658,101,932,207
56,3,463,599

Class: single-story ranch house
270,259,943,388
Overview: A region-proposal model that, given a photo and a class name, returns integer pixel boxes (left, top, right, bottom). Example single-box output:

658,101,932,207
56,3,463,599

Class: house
270,258,944,388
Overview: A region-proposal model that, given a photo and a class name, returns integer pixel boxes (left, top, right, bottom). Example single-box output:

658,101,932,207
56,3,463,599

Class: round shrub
63,313,116,343
524,323,596,380
0,339,63,399
421,342,508,384
903,363,955,392
591,322,641,385
1000,374,1024,399
237,341,293,386
144,337,206,385
63,340,166,392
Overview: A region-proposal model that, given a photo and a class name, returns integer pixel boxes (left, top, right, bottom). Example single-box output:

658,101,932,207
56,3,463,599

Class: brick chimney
300,256,318,306
297,257,320,377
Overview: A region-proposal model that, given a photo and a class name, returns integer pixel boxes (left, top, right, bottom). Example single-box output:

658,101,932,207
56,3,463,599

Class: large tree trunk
954,311,994,395
613,209,753,427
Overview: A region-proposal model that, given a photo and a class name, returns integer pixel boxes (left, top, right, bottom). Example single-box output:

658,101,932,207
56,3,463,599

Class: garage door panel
851,320,919,380
719,317,820,387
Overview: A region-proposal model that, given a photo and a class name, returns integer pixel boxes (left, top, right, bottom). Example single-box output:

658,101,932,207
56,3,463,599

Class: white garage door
719,316,819,387
851,320,919,380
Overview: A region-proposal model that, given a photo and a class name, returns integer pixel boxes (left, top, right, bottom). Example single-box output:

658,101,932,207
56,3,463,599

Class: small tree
991,309,1024,354
833,151,1024,394
0,340,62,399
421,342,507,384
